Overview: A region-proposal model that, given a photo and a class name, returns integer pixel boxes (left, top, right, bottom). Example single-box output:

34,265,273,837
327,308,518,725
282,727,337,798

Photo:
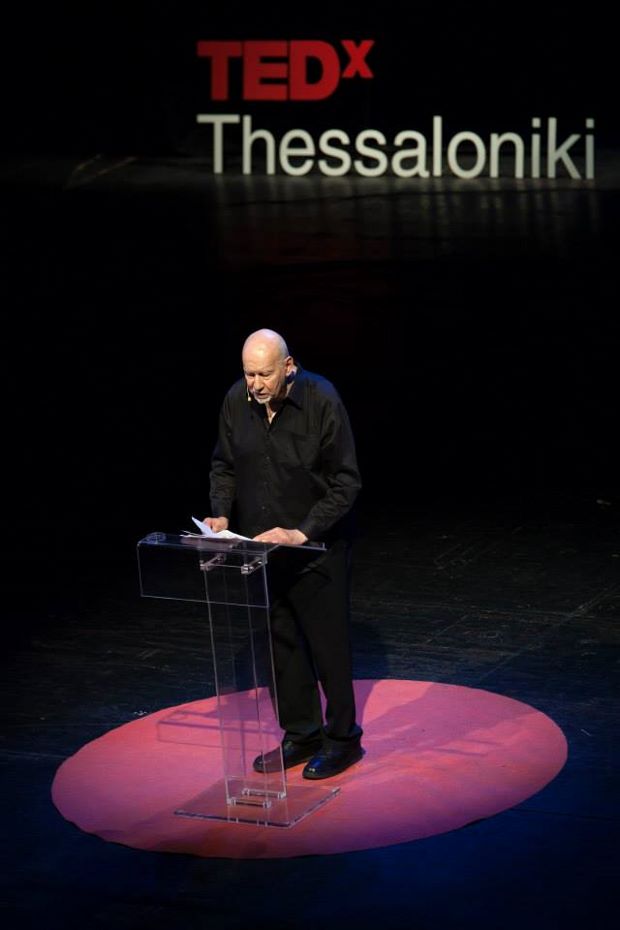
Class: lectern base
175,778,340,828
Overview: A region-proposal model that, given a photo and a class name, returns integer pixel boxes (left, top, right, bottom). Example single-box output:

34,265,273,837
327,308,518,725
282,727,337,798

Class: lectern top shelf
138,532,325,554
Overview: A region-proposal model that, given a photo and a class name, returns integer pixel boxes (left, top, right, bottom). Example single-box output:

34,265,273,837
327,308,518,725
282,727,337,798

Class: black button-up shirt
209,366,361,543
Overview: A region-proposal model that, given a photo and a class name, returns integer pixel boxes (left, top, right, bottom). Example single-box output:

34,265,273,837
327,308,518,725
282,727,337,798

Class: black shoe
302,743,364,780
253,738,323,774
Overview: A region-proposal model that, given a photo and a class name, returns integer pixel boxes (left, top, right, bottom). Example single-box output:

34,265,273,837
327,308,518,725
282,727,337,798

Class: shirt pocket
282,431,321,470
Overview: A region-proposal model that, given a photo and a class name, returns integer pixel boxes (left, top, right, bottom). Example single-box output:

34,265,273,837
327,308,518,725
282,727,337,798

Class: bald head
243,329,289,361
242,329,295,409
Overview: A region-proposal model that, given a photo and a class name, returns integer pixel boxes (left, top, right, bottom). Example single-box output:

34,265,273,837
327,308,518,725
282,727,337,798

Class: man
202,329,363,779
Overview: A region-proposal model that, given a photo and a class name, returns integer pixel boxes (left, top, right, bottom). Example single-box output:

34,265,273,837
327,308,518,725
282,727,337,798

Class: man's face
242,344,292,406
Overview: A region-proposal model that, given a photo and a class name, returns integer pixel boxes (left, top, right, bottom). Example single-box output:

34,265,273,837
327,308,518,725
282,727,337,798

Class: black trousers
267,541,363,747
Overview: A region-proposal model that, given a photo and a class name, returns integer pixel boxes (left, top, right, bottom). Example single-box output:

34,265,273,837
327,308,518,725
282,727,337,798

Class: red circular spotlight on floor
52,679,567,859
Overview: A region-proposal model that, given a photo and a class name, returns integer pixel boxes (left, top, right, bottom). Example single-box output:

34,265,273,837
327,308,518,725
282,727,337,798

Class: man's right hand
201,516,229,533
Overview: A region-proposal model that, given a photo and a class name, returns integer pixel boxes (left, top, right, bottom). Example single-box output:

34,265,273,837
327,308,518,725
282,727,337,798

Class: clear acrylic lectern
137,532,339,827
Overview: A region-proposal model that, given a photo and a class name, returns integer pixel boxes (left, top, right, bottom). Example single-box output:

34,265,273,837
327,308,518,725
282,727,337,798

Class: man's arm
296,397,361,541
254,390,361,545
208,397,236,523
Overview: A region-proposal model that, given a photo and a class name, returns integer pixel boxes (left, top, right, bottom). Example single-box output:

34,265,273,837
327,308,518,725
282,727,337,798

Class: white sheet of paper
190,517,252,541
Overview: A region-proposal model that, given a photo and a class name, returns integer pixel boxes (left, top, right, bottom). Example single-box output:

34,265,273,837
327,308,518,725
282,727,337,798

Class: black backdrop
5,3,618,154
2,4,618,608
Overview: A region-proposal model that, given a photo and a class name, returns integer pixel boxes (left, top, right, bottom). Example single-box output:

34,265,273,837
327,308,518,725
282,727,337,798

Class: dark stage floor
1,155,619,928
3,498,619,929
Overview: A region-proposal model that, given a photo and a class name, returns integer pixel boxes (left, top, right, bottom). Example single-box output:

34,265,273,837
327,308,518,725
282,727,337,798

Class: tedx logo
196,40,375,101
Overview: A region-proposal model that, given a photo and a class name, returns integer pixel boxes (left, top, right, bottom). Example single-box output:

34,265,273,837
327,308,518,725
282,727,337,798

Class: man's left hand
253,527,308,546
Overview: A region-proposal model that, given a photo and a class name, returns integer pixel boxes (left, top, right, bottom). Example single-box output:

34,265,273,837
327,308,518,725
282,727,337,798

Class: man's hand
253,527,308,546
201,516,229,533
